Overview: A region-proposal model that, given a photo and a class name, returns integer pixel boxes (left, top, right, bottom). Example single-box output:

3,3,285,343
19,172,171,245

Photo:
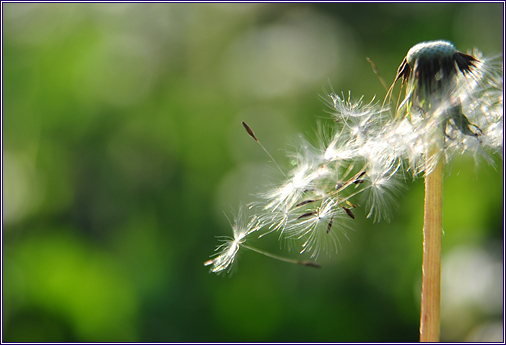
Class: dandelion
387,40,503,174
382,40,503,342
205,40,502,340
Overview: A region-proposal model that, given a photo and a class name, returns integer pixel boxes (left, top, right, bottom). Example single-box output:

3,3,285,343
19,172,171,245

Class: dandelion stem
420,139,443,342
242,244,321,268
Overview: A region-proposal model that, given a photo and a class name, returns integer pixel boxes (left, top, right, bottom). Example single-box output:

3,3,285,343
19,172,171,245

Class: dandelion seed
330,91,388,122
260,140,333,213
206,205,322,274
363,164,404,223
323,129,357,162
355,171,366,180
326,215,334,234
297,211,318,220
257,204,291,237
342,206,355,219
205,206,260,274
242,121,258,141
295,199,317,207
242,121,287,178
287,198,349,259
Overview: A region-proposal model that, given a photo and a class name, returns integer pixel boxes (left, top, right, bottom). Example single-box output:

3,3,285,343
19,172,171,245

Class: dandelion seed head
392,40,502,175
206,41,502,274
407,40,457,66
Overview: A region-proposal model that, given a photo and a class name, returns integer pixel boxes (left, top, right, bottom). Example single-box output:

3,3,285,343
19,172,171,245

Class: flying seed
295,199,317,207
242,121,258,141
354,171,366,184
241,121,287,178
343,207,355,219
300,261,322,268
297,211,317,220
326,216,334,233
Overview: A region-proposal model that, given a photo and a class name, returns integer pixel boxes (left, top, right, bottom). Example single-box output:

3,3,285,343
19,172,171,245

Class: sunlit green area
3,3,503,342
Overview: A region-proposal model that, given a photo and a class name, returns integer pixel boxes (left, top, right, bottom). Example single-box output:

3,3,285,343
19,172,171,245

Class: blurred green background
3,3,503,342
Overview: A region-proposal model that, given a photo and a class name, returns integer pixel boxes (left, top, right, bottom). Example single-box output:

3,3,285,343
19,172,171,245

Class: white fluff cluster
206,42,503,274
